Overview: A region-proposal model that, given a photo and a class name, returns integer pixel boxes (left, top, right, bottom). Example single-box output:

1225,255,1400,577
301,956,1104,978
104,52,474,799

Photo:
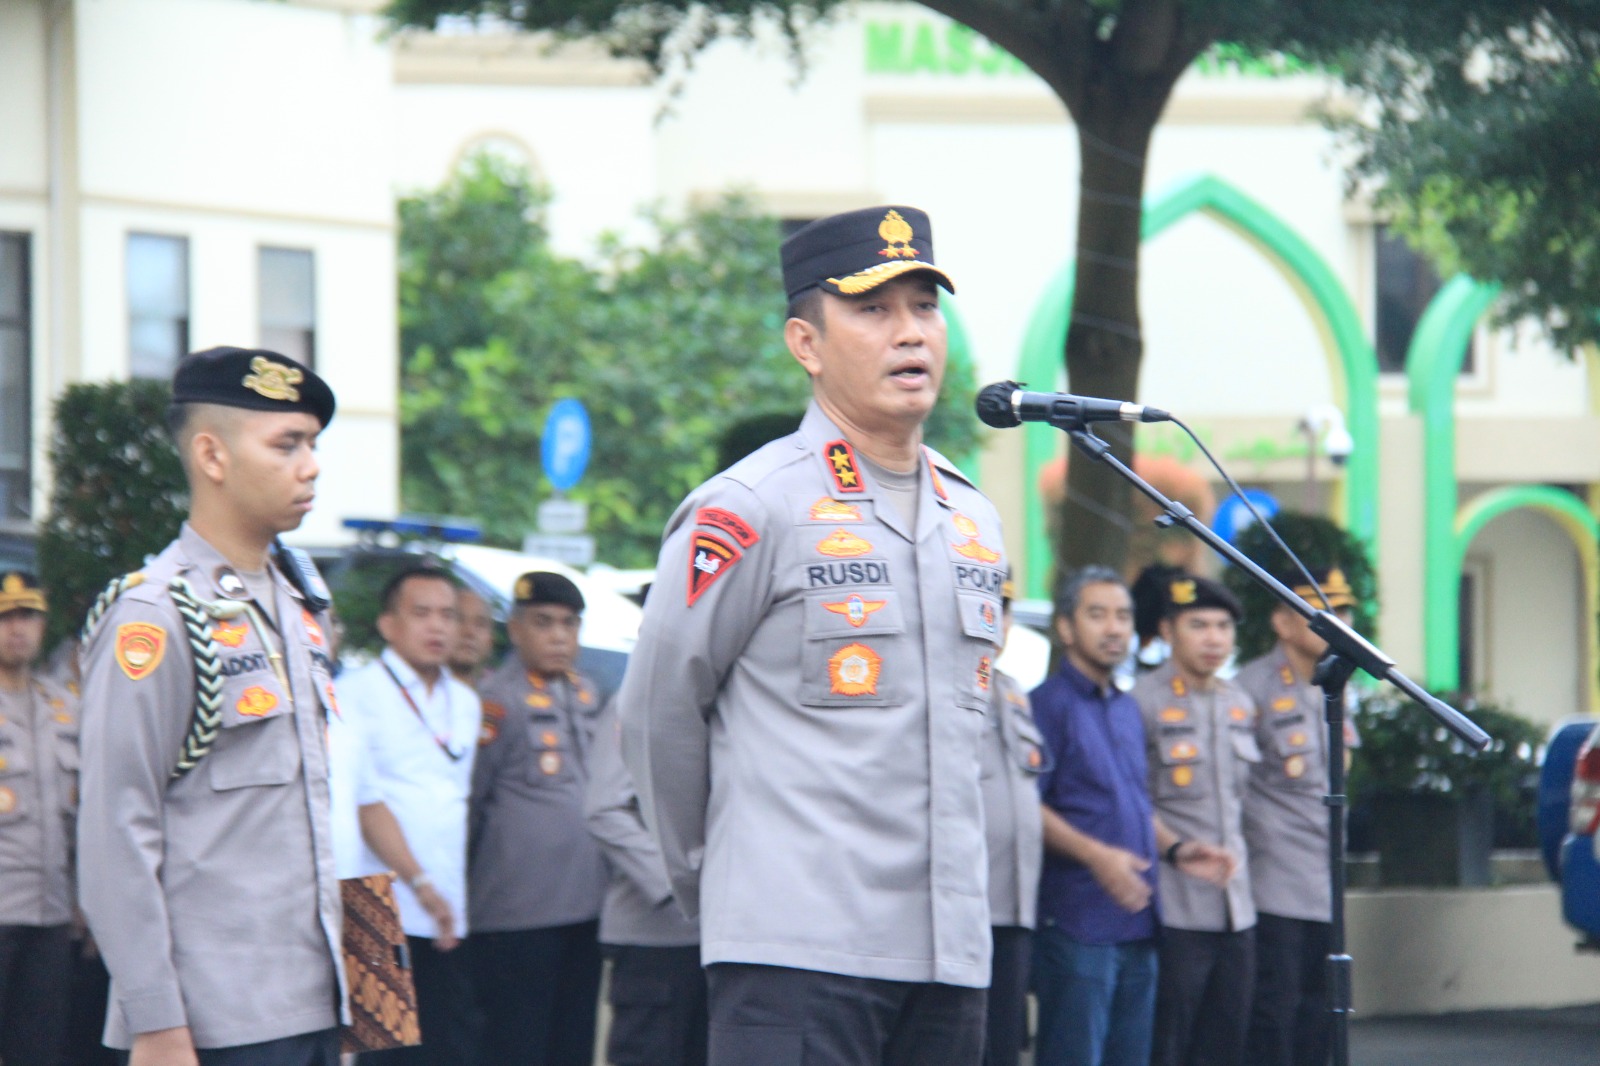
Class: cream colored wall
26,0,401,544
1463,501,1584,723
0,1,49,194
391,82,659,261
1349,886,1600,1015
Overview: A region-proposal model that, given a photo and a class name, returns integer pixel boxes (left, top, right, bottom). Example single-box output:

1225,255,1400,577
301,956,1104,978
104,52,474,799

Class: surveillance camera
1324,425,1354,466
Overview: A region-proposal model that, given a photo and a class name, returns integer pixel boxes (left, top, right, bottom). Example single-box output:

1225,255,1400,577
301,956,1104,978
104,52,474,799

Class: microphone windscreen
975,381,1022,428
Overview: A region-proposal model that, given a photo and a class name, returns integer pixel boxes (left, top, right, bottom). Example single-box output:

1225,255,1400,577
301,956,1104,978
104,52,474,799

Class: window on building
127,233,190,379
1375,226,1474,375
259,247,316,368
0,234,31,522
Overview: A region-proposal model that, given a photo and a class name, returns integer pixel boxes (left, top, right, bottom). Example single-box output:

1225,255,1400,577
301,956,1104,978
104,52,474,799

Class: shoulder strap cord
167,578,230,780
79,573,146,645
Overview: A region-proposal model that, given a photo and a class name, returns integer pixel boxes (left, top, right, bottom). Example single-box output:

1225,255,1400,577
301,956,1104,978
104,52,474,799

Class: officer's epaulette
79,572,147,645
923,445,977,488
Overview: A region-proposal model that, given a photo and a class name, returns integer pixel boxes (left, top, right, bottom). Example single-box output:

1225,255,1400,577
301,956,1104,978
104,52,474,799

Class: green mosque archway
1404,276,1501,689
1452,486,1599,711
1013,174,1380,598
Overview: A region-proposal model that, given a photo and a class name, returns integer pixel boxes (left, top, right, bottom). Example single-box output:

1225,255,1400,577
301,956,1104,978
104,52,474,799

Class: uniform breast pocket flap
1013,717,1052,776
208,695,301,791
1230,727,1263,765
1155,732,1207,797
804,588,904,639
955,591,1005,644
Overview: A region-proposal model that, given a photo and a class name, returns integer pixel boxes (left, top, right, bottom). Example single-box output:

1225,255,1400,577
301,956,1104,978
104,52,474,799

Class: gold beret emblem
1,574,20,594
1170,579,1197,606
877,209,919,260
242,356,303,403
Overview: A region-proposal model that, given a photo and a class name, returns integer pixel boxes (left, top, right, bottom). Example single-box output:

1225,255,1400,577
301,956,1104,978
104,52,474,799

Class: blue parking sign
541,398,592,492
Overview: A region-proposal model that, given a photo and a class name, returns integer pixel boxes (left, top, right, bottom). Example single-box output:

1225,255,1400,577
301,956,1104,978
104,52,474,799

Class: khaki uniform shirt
1134,660,1258,933
1236,647,1357,923
469,657,606,933
980,670,1047,929
0,677,79,926
584,699,698,948
78,525,345,1049
620,402,1006,988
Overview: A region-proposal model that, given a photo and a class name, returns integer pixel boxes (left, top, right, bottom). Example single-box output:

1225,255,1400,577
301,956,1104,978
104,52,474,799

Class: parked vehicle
1536,716,1600,949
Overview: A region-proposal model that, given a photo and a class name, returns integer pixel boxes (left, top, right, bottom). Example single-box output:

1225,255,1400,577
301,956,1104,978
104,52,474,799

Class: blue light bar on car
343,516,483,543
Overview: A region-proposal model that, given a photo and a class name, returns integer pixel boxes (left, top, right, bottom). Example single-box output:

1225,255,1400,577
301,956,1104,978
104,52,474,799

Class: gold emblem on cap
1170,579,1197,605
2,574,20,595
242,356,303,403
877,209,918,259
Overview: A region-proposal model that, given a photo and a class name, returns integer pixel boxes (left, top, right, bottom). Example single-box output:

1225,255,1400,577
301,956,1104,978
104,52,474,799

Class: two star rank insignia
824,440,864,494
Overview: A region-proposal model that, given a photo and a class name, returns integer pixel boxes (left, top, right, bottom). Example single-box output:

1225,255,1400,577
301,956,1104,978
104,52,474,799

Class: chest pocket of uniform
799,587,903,707
208,693,301,792
954,591,1003,712
55,734,79,813
1154,730,1208,802
525,715,575,786
1267,720,1320,789
0,731,29,823
1013,715,1052,777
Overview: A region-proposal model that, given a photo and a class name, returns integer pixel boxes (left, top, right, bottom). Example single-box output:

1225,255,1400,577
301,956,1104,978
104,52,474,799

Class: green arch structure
1452,486,1600,711
1405,276,1500,688
1012,174,1380,598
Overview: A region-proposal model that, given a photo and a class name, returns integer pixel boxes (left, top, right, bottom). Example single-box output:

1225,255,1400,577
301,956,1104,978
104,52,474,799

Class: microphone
975,380,1170,429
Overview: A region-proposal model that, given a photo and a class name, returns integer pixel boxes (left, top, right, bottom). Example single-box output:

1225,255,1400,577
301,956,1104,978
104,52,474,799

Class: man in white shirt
337,566,482,1065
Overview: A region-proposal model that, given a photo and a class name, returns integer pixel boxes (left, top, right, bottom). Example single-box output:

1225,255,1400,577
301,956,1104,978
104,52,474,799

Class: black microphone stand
1059,425,1489,1066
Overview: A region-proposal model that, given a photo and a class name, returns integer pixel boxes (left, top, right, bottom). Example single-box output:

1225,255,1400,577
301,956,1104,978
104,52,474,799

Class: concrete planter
1372,788,1495,887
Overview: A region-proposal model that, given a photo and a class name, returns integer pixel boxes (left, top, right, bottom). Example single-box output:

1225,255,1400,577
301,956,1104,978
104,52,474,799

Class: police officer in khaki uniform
1239,567,1358,1066
77,347,344,1066
585,696,706,1066
470,572,606,1066
1133,576,1256,1066
0,572,79,1066
980,581,1047,1066
620,205,1005,1066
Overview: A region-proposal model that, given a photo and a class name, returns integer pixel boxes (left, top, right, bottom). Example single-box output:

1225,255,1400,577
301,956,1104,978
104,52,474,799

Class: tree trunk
1058,85,1168,577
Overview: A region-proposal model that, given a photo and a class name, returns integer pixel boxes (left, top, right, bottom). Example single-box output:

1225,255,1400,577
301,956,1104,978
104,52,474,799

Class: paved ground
1349,1004,1600,1066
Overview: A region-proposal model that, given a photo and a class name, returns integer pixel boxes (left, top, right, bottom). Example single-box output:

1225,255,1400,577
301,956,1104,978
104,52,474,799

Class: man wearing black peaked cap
77,347,346,1065
618,206,1005,1066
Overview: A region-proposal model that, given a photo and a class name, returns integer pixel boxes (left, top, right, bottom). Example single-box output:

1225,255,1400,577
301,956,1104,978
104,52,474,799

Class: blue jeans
1032,924,1158,1066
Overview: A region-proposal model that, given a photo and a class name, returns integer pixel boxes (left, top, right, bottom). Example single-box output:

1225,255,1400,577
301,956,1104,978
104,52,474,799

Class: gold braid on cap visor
825,261,955,296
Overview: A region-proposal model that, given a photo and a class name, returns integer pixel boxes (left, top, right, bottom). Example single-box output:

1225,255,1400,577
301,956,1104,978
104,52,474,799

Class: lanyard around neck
380,660,463,762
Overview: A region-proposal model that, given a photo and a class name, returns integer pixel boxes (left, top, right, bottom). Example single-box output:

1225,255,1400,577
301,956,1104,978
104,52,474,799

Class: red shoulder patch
696,507,760,548
824,440,865,494
481,699,507,722
687,532,742,606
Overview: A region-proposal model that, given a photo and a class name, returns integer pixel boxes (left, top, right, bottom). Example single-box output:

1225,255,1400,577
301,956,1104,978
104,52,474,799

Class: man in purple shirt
1031,567,1233,1066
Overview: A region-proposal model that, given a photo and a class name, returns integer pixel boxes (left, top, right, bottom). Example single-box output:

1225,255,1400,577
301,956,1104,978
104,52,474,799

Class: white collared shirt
336,648,481,938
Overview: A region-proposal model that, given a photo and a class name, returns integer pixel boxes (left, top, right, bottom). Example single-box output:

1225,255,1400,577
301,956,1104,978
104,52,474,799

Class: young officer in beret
1133,576,1256,1066
77,347,345,1066
619,205,1006,1066
1239,568,1359,1066
0,572,81,1066
469,572,606,1066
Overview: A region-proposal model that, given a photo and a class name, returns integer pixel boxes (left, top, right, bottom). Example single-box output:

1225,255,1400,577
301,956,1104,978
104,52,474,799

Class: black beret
1131,564,1187,642
781,206,956,301
172,346,336,427
1165,574,1243,623
513,571,585,614
0,571,46,615
1278,566,1357,610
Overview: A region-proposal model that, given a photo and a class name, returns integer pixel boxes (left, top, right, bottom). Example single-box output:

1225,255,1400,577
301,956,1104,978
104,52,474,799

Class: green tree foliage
1335,6,1600,351
37,382,187,647
399,156,979,567
1221,510,1377,664
388,0,1569,575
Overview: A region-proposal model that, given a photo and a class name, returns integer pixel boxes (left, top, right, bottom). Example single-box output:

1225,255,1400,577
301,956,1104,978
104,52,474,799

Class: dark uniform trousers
982,927,1032,1066
707,963,986,1066
118,1029,339,1066
364,938,479,1066
605,945,708,1066
472,920,602,1066
1245,913,1332,1066
0,924,73,1066
1153,928,1254,1066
